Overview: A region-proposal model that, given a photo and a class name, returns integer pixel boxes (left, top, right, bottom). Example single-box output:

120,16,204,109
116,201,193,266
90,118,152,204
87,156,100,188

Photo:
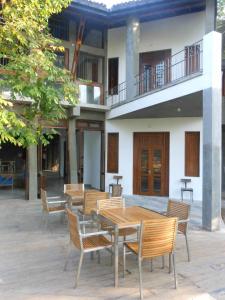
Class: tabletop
97,206,166,229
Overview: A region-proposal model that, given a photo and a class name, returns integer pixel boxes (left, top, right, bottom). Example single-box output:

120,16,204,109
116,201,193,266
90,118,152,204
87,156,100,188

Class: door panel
140,149,149,193
133,133,169,196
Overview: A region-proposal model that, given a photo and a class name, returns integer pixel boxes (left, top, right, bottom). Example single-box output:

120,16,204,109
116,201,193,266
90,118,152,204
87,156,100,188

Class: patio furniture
123,217,178,300
40,189,66,227
97,197,137,238
64,208,112,288
109,175,123,197
167,199,191,262
180,178,193,202
64,183,84,207
94,206,167,287
78,191,109,219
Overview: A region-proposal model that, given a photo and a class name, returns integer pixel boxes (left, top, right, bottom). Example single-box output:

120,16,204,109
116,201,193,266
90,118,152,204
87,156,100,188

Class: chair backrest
40,189,49,213
167,200,190,234
112,184,123,197
64,183,84,194
97,197,124,210
83,191,109,215
66,208,82,250
139,217,178,259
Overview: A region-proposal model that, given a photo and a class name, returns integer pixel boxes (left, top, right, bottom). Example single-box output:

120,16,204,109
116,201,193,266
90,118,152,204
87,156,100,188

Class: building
0,0,222,231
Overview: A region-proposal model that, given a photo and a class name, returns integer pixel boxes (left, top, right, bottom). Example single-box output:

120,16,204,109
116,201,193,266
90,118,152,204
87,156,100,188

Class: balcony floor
1,197,225,300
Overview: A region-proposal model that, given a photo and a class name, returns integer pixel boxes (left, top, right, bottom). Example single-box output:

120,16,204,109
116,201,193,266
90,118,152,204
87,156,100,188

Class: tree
217,0,225,30
0,0,77,147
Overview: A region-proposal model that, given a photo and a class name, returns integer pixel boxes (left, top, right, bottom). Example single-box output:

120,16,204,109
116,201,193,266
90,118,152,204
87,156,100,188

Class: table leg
114,225,119,287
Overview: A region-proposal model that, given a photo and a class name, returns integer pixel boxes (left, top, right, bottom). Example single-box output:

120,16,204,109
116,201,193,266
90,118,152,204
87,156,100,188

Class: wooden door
133,133,169,196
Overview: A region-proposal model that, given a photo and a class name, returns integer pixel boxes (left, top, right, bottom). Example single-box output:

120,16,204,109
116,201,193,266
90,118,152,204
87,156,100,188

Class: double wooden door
133,133,169,196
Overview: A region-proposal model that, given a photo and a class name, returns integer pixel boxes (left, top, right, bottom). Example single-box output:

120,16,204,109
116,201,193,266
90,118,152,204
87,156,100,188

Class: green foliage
0,0,78,147
217,0,225,30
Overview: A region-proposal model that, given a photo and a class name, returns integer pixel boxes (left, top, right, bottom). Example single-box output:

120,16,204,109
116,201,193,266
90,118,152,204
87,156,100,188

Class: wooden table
95,206,166,287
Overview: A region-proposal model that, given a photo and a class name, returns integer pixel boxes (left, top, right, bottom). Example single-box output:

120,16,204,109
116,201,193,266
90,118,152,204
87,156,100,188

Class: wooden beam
71,17,86,81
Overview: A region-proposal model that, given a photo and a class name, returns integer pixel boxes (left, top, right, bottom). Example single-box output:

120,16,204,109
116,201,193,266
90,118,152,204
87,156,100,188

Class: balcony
106,39,203,108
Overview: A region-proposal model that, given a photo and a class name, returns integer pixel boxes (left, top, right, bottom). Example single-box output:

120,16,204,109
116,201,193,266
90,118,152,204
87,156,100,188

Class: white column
202,31,222,231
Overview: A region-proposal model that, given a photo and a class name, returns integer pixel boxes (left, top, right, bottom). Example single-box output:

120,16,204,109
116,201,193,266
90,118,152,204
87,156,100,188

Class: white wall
105,117,203,201
107,12,205,87
84,131,101,189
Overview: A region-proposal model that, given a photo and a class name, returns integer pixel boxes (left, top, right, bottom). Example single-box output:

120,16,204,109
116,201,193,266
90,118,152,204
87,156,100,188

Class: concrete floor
1,196,225,300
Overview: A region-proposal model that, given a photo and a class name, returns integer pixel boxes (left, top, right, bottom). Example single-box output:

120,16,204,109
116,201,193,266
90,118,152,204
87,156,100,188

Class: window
77,52,103,83
107,133,119,173
55,49,69,70
185,132,200,177
108,58,119,95
185,45,200,75
49,18,69,41
83,26,103,49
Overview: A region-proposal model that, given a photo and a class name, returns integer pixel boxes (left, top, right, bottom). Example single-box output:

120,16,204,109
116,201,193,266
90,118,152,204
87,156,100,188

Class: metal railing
105,81,126,107
106,39,203,107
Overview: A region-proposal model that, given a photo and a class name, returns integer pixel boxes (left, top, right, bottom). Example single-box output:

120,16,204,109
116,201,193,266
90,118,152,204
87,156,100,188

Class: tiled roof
72,0,108,11
111,0,153,11
72,0,154,11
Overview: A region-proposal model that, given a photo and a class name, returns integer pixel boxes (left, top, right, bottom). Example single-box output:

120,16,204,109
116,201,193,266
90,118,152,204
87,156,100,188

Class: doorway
76,120,105,191
133,132,169,196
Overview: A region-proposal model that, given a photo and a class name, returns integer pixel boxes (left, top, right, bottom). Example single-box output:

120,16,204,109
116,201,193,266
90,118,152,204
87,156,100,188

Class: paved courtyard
1,196,225,300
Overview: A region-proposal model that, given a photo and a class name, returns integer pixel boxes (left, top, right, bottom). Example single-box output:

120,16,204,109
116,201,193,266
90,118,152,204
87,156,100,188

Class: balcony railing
106,39,203,107
77,80,104,105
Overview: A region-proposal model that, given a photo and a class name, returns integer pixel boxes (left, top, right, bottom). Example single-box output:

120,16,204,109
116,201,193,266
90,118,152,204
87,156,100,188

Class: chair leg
97,250,101,264
139,257,143,300
161,256,165,269
172,252,178,289
123,241,126,278
181,190,183,202
150,259,153,272
110,235,113,266
169,253,172,274
185,233,191,262
74,252,84,288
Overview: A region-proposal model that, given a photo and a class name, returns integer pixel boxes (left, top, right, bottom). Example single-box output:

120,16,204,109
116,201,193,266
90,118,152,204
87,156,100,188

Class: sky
91,0,130,8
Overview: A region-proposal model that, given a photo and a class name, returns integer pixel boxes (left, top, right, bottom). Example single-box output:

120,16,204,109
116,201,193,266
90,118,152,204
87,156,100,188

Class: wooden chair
41,189,66,227
97,197,137,237
78,191,109,218
64,208,112,288
64,184,84,207
123,217,178,300
167,199,191,261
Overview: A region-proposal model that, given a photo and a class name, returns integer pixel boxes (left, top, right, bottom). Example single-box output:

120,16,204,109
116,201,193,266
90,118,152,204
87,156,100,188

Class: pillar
126,16,140,100
28,145,38,200
68,117,78,183
205,0,217,34
59,134,65,178
202,31,222,231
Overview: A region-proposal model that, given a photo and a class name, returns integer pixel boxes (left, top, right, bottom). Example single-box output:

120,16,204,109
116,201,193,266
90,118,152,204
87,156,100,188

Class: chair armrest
159,211,167,215
80,220,96,225
48,200,66,205
178,218,189,224
81,230,109,238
